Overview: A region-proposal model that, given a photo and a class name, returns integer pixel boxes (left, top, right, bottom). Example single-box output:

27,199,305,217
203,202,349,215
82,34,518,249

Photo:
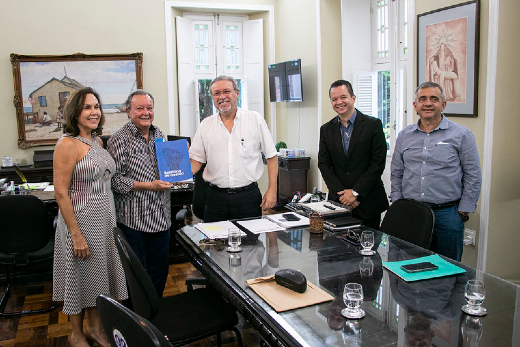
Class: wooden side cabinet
0,166,54,184
277,156,310,205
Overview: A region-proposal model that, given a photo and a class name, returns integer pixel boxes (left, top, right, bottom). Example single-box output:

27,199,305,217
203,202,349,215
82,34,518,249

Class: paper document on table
43,185,54,192
195,221,246,239
264,213,310,228
236,218,285,234
28,182,50,190
246,275,334,312
299,201,349,215
383,254,466,282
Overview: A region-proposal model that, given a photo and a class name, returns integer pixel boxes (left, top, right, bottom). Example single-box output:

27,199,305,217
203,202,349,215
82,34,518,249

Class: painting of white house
19,59,138,143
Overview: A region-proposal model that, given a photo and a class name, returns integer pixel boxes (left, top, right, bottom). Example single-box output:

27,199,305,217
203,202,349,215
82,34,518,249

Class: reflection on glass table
177,225,520,347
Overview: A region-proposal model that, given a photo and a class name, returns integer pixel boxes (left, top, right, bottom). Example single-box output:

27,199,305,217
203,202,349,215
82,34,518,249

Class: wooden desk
0,166,54,184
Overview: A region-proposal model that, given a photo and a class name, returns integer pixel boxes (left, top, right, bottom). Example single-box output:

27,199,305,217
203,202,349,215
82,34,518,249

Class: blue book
155,139,193,182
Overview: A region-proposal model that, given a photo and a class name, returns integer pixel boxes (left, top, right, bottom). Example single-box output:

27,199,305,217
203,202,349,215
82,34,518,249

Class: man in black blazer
318,80,389,229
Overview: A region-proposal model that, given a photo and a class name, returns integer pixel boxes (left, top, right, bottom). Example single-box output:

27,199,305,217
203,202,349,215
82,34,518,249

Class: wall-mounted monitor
268,59,303,102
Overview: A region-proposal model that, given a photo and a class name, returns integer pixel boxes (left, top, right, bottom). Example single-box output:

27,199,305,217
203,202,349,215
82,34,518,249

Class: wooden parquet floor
0,262,261,347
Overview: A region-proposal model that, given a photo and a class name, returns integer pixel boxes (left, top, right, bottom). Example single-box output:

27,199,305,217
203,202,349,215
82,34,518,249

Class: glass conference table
176,225,519,347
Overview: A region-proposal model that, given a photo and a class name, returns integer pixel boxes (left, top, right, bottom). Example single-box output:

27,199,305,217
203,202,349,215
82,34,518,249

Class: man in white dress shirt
189,75,278,222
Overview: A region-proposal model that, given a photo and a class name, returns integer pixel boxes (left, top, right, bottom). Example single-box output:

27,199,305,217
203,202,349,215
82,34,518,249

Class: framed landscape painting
417,1,479,117
11,52,143,148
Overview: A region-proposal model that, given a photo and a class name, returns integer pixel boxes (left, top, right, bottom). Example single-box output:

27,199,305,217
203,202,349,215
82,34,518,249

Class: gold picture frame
11,52,143,148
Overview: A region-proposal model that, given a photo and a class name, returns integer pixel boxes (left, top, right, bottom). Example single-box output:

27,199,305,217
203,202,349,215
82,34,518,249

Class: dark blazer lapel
346,112,366,159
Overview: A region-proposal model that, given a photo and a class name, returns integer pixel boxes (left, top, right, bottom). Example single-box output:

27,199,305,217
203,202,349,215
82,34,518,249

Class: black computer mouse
275,268,307,293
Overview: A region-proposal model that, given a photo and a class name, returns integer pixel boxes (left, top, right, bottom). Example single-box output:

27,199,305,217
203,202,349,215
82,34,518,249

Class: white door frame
165,1,275,137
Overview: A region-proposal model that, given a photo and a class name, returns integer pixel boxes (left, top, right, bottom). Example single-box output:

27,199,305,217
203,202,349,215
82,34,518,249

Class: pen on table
241,138,244,146
324,204,336,210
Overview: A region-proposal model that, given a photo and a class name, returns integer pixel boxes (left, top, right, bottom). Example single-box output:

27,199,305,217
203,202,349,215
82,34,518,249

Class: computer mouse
275,268,307,293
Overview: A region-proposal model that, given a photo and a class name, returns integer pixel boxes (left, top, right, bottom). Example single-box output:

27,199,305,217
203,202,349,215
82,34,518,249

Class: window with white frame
224,23,241,71
194,23,211,71
176,13,264,137
401,0,408,58
356,0,409,153
375,0,390,61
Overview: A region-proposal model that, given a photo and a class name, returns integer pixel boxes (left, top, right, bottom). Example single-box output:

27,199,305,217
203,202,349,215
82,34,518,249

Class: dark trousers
118,223,170,299
429,205,464,261
204,185,262,222
352,209,381,230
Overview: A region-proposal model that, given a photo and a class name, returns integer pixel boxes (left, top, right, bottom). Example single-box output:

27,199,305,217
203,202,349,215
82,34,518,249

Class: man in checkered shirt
108,90,171,299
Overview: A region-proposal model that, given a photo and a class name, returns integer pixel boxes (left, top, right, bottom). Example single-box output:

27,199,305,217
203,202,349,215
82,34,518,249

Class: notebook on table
324,216,363,228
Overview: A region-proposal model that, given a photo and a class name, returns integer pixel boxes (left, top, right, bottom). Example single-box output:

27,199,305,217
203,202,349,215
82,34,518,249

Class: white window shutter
243,19,264,116
176,17,197,138
354,71,377,117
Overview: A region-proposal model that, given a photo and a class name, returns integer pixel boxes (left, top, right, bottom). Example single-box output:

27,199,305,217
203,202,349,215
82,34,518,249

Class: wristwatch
352,190,359,198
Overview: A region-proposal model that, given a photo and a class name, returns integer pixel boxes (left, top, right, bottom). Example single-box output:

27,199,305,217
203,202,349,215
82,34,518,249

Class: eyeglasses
341,229,361,242
212,90,234,97
199,238,224,246
199,238,225,251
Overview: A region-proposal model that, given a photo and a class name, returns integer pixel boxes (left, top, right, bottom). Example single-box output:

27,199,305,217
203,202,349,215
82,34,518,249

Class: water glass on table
462,279,487,316
359,230,375,255
341,283,365,319
227,228,242,253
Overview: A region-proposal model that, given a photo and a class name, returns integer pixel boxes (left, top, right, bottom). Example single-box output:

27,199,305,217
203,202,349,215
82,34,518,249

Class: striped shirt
107,120,171,233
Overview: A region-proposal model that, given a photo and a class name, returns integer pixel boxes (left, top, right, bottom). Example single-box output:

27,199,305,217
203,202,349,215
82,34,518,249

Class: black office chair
99,135,110,149
113,227,243,347
175,163,208,225
0,194,57,317
380,199,435,249
192,163,209,220
97,294,171,347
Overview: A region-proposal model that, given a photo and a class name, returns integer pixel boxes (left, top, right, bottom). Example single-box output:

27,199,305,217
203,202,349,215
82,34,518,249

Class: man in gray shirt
390,81,481,261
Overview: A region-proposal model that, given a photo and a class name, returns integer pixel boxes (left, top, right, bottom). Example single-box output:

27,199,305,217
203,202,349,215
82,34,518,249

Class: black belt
208,182,257,194
424,200,459,210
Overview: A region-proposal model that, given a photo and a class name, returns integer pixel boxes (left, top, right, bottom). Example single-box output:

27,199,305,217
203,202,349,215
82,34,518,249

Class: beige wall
274,0,342,190
274,0,320,188
320,0,343,134
416,0,520,282
1,0,170,164
486,0,520,281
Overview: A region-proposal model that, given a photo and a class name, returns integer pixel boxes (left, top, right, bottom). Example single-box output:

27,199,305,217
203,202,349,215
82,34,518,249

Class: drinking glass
359,230,375,255
359,257,374,277
229,253,241,267
461,315,483,343
227,228,242,253
462,280,487,316
342,320,362,344
341,283,365,319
